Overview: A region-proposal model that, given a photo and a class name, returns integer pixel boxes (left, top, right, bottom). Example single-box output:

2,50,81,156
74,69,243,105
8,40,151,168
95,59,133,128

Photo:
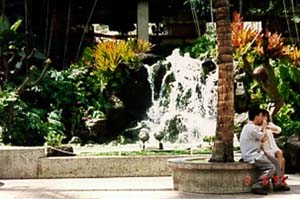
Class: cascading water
141,49,218,148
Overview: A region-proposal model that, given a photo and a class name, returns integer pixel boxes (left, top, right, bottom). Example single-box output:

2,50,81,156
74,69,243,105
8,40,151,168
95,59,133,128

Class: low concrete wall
0,147,193,179
37,155,182,178
0,147,45,179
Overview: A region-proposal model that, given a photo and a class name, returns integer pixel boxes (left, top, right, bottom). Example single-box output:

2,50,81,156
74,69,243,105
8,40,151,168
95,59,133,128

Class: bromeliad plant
91,39,152,91
93,40,136,72
283,45,300,66
231,12,286,65
93,39,152,72
128,39,153,54
231,12,260,55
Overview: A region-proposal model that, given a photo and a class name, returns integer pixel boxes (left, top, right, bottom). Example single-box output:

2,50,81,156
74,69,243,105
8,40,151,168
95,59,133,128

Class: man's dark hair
248,107,263,121
261,109,271,122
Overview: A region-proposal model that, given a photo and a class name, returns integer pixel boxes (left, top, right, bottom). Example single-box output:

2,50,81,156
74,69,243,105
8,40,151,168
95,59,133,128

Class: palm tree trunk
209,0,234,162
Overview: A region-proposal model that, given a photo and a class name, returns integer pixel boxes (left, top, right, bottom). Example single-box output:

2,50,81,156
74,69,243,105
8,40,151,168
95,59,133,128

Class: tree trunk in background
209,0,234,162
1,0,5,17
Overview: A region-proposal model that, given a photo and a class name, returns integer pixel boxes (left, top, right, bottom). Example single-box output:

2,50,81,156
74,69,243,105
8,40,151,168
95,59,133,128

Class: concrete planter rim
168,156,258,193
167,157,255,170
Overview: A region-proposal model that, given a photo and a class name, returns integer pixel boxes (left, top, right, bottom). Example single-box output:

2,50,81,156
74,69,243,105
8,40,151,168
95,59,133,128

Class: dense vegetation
0,16,153,146
185,13,300,140
1,0,300,146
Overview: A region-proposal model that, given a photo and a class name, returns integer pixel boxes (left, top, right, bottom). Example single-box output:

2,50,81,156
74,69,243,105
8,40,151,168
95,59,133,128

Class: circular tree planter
167,157,257,194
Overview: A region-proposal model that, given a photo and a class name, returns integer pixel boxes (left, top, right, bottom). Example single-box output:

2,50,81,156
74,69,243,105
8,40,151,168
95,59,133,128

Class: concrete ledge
168,157,257,193
37,155,184,178
0,147,194,179
0,147,45,179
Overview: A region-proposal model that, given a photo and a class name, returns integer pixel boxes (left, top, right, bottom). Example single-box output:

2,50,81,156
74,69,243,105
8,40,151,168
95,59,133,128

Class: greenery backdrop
1,1,300,146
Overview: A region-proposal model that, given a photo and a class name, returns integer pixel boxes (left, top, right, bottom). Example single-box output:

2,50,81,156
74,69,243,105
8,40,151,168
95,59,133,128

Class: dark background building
2,0,300,67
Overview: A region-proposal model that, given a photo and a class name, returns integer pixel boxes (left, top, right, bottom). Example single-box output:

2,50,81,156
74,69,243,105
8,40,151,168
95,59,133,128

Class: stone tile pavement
0,174,300,199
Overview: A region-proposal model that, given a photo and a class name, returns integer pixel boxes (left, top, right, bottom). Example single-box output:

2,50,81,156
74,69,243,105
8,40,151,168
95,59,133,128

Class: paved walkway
1,174,300,199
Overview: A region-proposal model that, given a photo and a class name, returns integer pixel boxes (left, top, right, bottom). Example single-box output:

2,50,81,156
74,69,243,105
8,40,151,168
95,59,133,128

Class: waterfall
141,49,218,147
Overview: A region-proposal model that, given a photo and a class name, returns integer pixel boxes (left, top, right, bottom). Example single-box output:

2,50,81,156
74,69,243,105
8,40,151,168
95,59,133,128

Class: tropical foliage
185,11,300,138
184,24,217,59
2,1,300,147
0,15,153,146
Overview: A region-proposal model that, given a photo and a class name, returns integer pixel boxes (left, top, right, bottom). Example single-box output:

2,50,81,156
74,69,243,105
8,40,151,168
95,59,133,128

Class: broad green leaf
10,19,22,32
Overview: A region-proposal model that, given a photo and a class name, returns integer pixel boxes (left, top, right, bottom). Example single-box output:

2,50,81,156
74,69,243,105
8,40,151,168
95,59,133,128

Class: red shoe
281,175,288,187
272,176,280,186
273,175,290,192
262,175,269,187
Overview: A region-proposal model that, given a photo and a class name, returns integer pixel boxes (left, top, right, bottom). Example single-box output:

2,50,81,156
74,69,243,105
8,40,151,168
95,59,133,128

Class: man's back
240,122,264,163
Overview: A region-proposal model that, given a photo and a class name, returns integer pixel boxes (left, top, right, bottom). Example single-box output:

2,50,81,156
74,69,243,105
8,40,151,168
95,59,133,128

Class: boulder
283,134,300,174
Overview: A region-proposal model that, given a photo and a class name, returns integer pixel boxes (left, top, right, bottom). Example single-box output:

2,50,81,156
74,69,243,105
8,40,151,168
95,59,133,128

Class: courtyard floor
1,174,300,199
